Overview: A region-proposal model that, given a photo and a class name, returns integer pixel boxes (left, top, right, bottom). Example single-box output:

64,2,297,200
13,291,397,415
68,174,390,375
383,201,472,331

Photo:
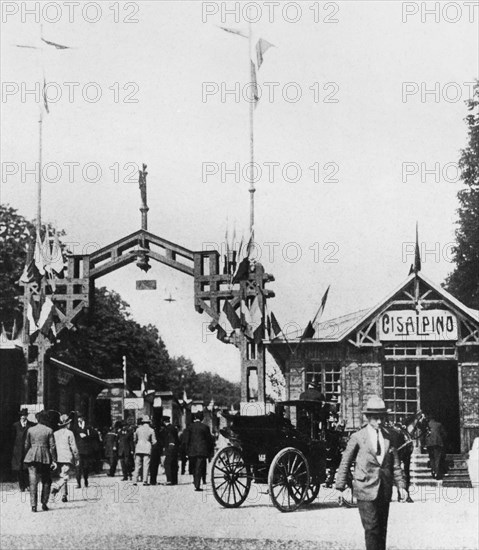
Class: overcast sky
1,1,478,381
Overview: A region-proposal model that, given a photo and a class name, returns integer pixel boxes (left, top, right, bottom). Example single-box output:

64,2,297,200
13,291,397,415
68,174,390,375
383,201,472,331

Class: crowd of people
11,408,215,512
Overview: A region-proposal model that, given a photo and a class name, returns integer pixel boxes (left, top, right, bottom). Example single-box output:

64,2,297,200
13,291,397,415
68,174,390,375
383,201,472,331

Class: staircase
410,453,472,488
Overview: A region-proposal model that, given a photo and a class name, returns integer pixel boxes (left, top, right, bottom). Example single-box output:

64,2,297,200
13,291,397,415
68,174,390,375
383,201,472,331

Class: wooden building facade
268,273,479,454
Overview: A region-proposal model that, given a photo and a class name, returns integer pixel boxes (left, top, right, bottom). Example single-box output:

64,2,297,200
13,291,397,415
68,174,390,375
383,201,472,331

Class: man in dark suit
23,411,57,512
117,420,135,481
336,396,407,550
184,412,214,491
11,408,34,491
426,414,448,480
162,417,179,485
73,413,93,488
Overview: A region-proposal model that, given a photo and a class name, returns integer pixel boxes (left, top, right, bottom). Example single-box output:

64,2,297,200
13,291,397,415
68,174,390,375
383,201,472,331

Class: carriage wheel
303,481,320,505
211,446,251,508
268,447,310,512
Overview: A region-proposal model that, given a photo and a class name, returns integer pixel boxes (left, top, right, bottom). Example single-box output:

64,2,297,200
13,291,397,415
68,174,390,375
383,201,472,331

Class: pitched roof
269,272,479,345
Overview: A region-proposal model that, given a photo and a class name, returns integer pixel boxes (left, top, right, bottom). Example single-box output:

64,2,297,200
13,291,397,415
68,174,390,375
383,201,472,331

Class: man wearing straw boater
51,414,79,503
336,396,407,550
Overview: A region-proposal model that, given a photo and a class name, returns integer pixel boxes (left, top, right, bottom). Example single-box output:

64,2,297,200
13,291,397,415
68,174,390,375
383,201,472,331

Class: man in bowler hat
184,412,214,491
336,396,407,550
162,416,179,485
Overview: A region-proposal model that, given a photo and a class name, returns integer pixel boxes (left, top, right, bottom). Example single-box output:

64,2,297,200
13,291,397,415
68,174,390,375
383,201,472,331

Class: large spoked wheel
211,446,251,508
268,447,310,512
303,481,320,505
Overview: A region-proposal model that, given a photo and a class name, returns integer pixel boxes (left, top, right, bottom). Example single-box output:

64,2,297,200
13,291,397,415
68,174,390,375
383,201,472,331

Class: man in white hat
132,415,156,486
336,396,407,550
51,414,79,503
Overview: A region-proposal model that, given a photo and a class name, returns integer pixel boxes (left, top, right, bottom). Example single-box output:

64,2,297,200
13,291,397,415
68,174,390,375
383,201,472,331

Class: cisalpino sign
379,310,458,341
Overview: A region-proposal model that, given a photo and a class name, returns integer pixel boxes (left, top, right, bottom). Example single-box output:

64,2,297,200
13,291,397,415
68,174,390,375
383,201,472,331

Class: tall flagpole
248,21,255,239
37,24,44,234
38,110,43,233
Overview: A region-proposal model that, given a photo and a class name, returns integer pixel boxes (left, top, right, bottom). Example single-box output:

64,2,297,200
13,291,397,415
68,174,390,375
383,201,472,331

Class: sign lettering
379,310,457,341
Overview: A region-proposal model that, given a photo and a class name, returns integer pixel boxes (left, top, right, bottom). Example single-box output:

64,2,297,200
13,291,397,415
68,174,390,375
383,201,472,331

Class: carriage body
211,400,334,512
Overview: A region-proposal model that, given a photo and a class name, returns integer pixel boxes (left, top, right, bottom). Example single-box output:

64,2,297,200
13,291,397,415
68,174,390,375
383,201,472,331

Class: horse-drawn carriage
211,399,340,512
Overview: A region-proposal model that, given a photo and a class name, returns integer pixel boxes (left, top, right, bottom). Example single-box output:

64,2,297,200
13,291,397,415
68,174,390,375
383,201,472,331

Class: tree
0,205,36,328
445,81,479,309
192,371,240,409
55,287,172,389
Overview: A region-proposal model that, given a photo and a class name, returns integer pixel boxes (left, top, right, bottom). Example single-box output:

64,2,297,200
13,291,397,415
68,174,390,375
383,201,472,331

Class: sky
1,1,478,382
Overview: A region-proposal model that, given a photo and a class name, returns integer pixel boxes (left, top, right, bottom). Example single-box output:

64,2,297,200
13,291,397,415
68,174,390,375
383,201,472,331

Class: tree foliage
445,81,479,309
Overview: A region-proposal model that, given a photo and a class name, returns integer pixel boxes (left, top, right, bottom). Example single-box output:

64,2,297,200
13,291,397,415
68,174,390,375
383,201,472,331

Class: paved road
1,472,477,550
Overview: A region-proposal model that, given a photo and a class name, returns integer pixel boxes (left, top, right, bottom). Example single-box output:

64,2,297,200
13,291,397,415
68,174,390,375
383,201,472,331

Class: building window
305,363,341,403
383,363,418,423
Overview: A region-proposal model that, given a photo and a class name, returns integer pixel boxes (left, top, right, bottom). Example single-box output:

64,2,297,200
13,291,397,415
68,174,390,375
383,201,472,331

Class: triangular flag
217,306,234,342
218,26,247,38
255,38,274,68
240,300,254,339
311,285,330,327
38,297,55,336
232,257,250,284
249,296,263,343
11,318,18,340
301,321,315,340
224,301,241,330
43,227,54,273
413,222,421,274
27,294,41,336
20,239,41,284
41,37,71,50
50,230,66,276
270,312,282,340
1,323,8,342
43,78,49,114
34,229,46,276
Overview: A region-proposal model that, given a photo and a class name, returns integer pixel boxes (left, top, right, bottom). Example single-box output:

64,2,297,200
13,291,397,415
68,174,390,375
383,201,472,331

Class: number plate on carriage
258,454,266,462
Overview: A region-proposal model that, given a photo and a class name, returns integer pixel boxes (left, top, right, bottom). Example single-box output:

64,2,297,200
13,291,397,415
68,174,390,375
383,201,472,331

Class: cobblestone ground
1,472,477,550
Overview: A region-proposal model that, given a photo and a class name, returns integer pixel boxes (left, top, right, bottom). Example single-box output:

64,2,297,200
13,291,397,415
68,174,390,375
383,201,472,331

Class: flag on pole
42,78,50,114
413,222,421,274
269,311,282,340
38,296,56,336
1,323,7,342
11,318,18,340
249,295,263,343
218,26,274,107
216,300,242,342
27,294,41,335
50,230,65,276
34,229,46,276
217,26,247,38
311,285,330,327
41,37,71,50
20,238,41,284
240,300,254,339
294,286,331,353
255,38,274,68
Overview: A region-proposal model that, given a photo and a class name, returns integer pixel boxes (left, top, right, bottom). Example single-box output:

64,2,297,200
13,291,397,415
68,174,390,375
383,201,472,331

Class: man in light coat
336,396,407,550
23,411,57,512
51,414,79,503
132,416,156,486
